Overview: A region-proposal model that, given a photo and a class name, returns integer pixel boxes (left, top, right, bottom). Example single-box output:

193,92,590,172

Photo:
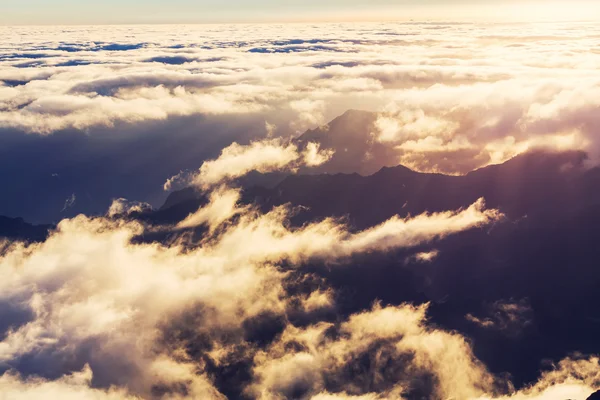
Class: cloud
475,356,600,400
405,249,439,264
107,199,153,217
0,175,597,399
303,142,336,167
466,299,533,336
0,174,504,398
370,78,595,173
337,198,500,255
176,186,245,231
0,365,137,400
248,303,600,400
3,22,600,177
2,21,600,400
171,139,334,189
0,215,287,398
60,193,77,213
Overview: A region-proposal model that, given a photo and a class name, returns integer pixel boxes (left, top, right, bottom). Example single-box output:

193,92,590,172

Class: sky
3,0,600,24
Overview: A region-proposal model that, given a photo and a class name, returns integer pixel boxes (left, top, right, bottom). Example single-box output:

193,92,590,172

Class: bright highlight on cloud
196,140,333,188
165,139,333,190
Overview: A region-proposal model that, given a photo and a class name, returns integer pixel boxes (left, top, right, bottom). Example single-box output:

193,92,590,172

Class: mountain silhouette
156,149,600,389
3,137,600,393
235,149,588,228
587,391,600,400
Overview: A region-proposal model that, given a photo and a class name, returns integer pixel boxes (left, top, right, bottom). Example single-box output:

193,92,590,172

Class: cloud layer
0,151,598,398
3,22,600,176
0,175,513,399
2,21,600,399
4,22,600,222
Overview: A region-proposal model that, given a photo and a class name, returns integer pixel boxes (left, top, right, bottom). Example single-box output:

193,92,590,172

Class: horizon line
2,18,597,28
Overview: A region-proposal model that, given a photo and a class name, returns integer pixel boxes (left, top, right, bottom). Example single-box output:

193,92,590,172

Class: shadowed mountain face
249,150,591,227
294,109,498,176
154,150,600,391
296,109,399,176
5,148,599,396
0,114,272,224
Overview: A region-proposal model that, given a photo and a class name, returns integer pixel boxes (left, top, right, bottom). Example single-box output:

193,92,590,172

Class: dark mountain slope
240,150,589,229
296,109,399,176
5,150,600,394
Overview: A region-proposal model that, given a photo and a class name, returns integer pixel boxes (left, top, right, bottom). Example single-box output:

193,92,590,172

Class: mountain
3,149,600,391
296,109,399,176
158,150,600,388
236,149,589,229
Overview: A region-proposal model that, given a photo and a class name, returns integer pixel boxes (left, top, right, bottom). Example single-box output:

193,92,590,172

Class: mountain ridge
156,149,591,230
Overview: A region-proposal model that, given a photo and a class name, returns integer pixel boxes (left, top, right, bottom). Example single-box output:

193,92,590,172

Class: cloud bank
0,152,597,398
3,22,600,177
0,183,506,398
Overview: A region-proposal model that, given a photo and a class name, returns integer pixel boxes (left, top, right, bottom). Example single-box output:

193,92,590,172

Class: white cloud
107,198,152,217
405,249,439,264
466,299,533,336
1,22,599,175
0,185,596,398
176,186,245,231
169,139,334,189
249,303,599,400
0,179,503,398
0,365,137,400
303,142,335,167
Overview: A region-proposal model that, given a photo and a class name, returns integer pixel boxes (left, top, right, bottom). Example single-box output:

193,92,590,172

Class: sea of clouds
3,22,600,220
3,22,600,159
1,22,600,398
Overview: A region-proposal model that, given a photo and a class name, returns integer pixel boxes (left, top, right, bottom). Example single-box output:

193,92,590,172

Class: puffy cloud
0,365,137,400
303,142,336,167
0,215,285,397
176,186,245,231
170,139,334,189
405,250,439,264
370,78,596,173
0,177,503,398
192,140,301,188
107,199,153,217
338,198,500,255
0,180,596,399
202,198,501,266
3,22,600,400
249,303,599,400
299,289,335,313
475,356,600,400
